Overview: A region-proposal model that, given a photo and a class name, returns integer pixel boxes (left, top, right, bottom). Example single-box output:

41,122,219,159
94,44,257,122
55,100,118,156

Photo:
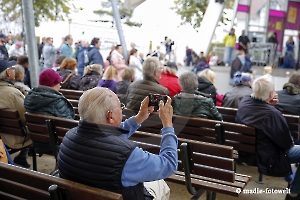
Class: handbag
0,140,8,163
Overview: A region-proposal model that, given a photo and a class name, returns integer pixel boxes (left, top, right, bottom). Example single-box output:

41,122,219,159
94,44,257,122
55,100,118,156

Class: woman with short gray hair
172,71,222,120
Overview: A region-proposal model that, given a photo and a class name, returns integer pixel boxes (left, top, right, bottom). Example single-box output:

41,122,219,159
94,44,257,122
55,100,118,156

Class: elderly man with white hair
126,57,170,111
236,75,300,200
57,87,177,200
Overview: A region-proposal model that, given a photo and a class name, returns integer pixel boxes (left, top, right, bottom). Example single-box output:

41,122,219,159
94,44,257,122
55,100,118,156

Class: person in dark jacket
116,68,134,104
223,72,252,108
57,87,177,200
97,65,117,92
230,50,247,85
79,64,102,91
158,62,181,98
0,33,8,60
16,55,31,88
57,58,80,90
77,40,89,78
275,72,300,115
173,72,222,120
197,68,217,105
24,69,74,154
236,75,300,200
88,37,104,68
38,37,46,60
126,57,170,111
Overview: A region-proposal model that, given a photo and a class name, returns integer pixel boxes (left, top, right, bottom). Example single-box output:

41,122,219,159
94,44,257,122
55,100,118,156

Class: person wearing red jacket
159,62,182,98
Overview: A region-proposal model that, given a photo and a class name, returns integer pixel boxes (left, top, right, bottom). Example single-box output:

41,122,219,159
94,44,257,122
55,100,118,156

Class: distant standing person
88,37,104,69
60,35,75,58
38,37,46,59
223,28,236,66
0,34,8,60
238,30,250,54
267,32,278,44
128,48,143,81
111,44,128,82
42,37,63,69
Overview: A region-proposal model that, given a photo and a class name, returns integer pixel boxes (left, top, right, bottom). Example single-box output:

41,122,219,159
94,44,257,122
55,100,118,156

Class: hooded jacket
197,77,216,105
172,90,223,120
88,46,104,68
275,83,300,115
24,86,74,119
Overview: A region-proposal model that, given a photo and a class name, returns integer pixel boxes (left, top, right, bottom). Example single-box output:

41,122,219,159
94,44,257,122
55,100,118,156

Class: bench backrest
217,106,300,140
131,131,235,183
0,109,27,137
123,108,256,154
59,89,83,100
0,162,123,200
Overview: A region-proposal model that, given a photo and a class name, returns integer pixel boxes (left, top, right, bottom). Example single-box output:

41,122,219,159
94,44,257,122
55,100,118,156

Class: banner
286,1,300,30
267,10,285,52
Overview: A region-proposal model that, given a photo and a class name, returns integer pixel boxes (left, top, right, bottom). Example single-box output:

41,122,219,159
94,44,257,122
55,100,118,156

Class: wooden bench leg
206,191,216,200
256,173,264,184
30,148,37,171
191,189,205,200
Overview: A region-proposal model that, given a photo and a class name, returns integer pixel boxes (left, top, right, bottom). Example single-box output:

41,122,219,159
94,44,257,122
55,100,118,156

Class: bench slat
0,127,25,137
0,163,123,200
0,178,50,200
0,109,20,119
168,174,240,197
0,117,23,128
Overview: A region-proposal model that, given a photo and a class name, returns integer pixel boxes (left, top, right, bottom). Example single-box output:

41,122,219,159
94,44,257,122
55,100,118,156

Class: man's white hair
78,87,118,123
142,57,160,78
251,75,274,101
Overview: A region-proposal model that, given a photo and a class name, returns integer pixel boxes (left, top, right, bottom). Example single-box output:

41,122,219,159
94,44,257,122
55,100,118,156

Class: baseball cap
0,60,16,73
0,34,7,38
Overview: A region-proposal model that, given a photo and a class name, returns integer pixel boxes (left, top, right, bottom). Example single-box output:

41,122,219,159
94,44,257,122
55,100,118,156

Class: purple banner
267,10,285,52
237,4,250,13
285,1,300,30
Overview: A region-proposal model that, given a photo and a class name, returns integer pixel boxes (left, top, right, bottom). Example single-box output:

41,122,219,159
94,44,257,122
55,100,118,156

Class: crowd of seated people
3,40,300,199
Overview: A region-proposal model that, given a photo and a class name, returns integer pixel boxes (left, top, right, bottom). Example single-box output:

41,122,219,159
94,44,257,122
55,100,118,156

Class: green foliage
93,0,142,27
0,0,75,27
171,0,234,29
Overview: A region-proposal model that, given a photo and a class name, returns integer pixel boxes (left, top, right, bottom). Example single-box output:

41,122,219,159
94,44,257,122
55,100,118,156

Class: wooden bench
59,89,83,100
24,112,78,171
0,109,35,167
130,132,251,199
43,115,250,199
0,162,123,200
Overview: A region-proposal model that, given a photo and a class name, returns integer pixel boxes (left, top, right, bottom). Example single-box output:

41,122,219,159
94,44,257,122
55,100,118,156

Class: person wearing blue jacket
76,40,90,78
58,87,177,200
60,35,75,58
87,37,104,68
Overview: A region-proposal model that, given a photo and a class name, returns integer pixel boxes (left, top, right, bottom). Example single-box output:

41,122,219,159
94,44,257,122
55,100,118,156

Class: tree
0,0,75,27
93,0,142,27
171,0,234,29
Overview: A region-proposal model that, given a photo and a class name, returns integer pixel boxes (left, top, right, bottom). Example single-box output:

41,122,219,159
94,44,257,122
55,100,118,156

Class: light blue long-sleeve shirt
119,117,178,187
